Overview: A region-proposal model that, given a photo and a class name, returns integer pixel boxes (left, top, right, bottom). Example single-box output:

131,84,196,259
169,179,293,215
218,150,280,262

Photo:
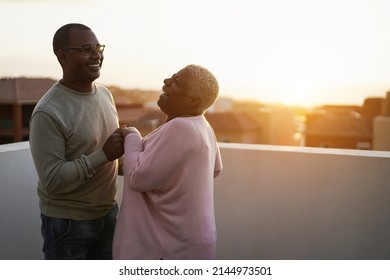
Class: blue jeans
40,205,118,260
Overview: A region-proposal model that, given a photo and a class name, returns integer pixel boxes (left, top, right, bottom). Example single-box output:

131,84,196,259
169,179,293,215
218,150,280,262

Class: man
29,23,123,259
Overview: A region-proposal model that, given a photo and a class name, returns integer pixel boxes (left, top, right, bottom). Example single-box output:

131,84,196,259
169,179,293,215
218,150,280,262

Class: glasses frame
61,44,105,56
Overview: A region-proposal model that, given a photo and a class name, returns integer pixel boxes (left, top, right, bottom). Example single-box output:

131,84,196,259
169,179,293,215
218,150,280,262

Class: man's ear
57,50,67,66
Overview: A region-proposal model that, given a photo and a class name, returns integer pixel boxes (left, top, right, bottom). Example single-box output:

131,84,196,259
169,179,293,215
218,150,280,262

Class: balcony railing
1,141,390,259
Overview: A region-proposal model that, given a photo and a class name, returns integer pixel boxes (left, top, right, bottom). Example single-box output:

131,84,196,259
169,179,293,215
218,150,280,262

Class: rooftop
0,77,56,104
1,141,390,260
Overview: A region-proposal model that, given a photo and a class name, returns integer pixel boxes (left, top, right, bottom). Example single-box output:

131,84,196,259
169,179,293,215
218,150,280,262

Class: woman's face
158,67,194,120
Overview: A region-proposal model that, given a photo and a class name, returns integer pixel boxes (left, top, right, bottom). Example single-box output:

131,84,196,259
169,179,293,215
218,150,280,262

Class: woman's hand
119,126,141,138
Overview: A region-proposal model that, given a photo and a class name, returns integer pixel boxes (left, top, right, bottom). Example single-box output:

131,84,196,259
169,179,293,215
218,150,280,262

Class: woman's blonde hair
186,64,219,112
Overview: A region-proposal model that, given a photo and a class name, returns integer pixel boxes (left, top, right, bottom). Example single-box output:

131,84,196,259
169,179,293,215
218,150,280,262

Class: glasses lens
97,45,105,52
82,45,105,55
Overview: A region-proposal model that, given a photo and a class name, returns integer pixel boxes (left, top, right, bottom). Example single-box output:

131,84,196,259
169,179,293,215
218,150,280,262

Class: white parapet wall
214,143,390,259
0,142,42,259
1,142,390,259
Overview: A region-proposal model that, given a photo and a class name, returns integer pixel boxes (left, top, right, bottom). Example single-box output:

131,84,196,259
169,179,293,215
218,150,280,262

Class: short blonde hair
186,64,219,112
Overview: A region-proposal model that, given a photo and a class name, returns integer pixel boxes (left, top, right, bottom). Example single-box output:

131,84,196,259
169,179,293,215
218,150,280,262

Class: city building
205,111,262,143
0,77,56,144
3,77,390,151
305,98,384,150
373,92,390,150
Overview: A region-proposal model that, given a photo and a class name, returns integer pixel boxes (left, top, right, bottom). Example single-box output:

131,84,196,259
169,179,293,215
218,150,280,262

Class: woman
113,64,223,259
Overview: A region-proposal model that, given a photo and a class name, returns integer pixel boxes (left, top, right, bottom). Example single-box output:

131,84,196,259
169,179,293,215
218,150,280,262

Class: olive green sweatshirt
29,82,119,220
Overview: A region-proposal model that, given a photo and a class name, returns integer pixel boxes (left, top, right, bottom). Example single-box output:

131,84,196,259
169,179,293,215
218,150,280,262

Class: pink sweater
113,115,222,259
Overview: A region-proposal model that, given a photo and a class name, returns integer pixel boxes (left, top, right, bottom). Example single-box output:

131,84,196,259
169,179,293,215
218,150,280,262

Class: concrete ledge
215,143,390,259
2,142,390,259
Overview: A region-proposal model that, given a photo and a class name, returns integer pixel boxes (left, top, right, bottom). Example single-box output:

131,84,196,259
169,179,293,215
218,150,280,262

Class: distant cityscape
1,77,390,151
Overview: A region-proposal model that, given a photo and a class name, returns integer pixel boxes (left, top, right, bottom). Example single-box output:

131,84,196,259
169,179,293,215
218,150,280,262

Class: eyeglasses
61,44,105,55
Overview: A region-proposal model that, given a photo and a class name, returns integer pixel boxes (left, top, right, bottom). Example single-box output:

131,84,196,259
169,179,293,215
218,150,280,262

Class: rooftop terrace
1,142,390,259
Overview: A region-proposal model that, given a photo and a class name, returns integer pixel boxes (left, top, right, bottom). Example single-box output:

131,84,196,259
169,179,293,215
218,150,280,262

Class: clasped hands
118,125,141,138
102,126,141,161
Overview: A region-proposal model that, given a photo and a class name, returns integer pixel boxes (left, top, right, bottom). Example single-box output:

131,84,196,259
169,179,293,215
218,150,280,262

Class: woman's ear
186,97,201,109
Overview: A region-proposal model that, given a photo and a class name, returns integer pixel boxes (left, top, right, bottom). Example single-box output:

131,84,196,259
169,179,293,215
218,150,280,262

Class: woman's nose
163,78,171,85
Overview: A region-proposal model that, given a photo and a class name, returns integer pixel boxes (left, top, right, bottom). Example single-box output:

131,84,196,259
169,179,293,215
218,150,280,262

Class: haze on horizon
2,0,390,107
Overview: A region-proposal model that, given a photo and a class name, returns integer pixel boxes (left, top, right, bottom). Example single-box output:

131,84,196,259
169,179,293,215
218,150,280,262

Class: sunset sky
2,0,390,107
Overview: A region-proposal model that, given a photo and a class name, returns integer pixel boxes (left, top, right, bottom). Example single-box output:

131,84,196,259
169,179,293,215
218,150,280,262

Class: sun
282,78,313,107
277,67,320,108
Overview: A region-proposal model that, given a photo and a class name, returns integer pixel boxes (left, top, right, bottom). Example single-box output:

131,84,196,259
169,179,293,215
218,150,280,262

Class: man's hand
102,128,124,161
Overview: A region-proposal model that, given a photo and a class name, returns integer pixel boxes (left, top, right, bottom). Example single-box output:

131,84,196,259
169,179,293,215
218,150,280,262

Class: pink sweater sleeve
214,146,222,178
123,121,197,192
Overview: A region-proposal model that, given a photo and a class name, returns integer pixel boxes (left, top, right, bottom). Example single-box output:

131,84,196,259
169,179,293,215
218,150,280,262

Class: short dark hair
52,23,91,55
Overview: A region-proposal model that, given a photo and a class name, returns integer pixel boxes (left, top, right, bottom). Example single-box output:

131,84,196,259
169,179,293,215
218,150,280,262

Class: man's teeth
88,64,100,68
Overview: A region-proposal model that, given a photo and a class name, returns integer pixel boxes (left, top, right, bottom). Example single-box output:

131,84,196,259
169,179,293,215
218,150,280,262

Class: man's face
61,29,104,86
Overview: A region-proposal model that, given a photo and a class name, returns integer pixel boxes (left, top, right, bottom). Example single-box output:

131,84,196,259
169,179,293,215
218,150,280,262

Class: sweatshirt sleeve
29,111,109,194
123,121,197,192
